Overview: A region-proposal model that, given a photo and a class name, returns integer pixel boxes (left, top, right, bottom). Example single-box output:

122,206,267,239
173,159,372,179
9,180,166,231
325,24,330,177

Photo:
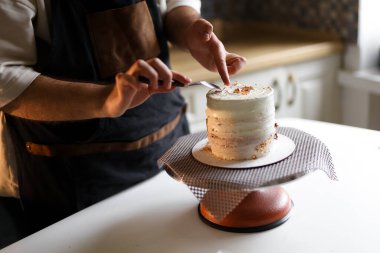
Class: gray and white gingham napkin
159,127,337,220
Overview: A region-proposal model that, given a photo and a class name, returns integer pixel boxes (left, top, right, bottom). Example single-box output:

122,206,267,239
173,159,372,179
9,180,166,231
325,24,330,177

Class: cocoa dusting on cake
255,136,274,154
274,123,279,139
255,142,266,153
233,86,253,95
242,86,253,94
202,144,211,152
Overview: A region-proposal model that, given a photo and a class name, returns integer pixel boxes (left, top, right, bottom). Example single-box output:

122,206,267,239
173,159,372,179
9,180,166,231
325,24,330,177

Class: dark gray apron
5,0,189,230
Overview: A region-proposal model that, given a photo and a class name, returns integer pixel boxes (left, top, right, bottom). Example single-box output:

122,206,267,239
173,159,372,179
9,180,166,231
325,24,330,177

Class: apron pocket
86,1,160,79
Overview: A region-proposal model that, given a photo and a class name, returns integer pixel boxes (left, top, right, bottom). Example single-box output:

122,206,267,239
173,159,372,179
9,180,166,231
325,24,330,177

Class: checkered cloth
160,127,337,220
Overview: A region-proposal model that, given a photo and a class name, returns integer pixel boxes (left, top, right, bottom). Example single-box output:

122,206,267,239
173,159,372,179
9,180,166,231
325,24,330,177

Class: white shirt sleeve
0,1,200,108
164,0,201,14
0,111,19,197
0,0,45,197
0,0,41,108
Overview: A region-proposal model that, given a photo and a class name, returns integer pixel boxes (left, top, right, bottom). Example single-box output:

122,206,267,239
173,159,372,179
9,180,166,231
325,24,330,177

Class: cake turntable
159,127,336,233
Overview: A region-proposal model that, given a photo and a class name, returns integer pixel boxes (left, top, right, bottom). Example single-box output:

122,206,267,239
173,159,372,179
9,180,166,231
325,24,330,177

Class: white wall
340,0,380,130
344,0,380,70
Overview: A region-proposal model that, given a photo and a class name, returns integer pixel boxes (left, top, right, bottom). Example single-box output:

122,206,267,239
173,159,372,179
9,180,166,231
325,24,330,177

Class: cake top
207,83,273,101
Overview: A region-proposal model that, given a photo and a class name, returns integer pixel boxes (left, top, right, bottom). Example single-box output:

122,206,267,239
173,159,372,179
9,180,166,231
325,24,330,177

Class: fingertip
171,71,192,86
216,61,230,86
222,75,231,86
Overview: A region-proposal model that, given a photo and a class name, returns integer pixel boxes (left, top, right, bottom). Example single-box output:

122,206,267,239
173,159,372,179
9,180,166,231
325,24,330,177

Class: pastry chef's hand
186,19,246,85
104,58,191,117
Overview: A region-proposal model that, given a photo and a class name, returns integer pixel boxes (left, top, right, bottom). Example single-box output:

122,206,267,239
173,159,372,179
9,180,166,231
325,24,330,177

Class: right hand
104,58,191,118
185,19,246,85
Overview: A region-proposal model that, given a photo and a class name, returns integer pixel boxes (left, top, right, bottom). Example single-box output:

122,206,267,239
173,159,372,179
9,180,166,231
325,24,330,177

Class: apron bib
6,0,189,229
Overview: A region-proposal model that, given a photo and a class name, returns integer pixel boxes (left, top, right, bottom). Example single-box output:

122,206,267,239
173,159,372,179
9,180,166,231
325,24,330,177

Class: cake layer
206,111,275,137
206,83,276,160
208,134,275,160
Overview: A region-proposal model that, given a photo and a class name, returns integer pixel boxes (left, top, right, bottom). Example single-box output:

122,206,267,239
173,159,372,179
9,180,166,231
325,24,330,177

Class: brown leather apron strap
25,106,186,157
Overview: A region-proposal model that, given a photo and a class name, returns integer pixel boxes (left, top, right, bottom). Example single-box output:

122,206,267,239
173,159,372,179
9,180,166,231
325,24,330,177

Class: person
0,0,246,246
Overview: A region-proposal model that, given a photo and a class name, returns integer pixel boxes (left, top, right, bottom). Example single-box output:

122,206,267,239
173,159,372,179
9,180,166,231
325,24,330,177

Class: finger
127,59,159,89
194,19,213,42
226,54,247,75
209,33,230,85
171,70,192,86
147,58,173,90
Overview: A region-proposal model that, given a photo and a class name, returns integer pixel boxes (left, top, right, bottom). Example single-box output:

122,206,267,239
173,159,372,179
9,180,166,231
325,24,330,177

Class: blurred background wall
201,0,359,43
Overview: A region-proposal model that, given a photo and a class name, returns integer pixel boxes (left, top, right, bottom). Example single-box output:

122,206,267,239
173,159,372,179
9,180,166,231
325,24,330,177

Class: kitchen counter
170,22,343,82
2,118,380,253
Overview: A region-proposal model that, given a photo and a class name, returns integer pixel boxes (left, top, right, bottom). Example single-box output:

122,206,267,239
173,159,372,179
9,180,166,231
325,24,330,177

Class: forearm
164,6,200,49
2,75,112,121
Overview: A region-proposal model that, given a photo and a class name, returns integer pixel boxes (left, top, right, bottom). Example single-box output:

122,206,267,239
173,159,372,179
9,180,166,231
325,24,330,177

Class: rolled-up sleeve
0,0,40,108
165,0,201,14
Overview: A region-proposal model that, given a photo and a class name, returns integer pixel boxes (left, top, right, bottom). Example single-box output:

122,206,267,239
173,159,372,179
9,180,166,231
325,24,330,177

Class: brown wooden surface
170,22,343,82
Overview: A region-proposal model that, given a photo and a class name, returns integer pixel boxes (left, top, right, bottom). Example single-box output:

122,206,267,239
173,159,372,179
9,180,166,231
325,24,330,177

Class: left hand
185,19,247,85
103,58,191,118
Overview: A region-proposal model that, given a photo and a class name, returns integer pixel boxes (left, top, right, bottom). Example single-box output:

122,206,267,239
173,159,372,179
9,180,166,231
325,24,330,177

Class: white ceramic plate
191,134,296,169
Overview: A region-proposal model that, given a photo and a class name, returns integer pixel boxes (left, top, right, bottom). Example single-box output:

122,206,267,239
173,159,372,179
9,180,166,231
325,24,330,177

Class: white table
2,118,380,253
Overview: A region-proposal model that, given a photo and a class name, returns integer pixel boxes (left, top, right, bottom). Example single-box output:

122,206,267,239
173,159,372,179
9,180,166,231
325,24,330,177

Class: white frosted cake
206,83,277,160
